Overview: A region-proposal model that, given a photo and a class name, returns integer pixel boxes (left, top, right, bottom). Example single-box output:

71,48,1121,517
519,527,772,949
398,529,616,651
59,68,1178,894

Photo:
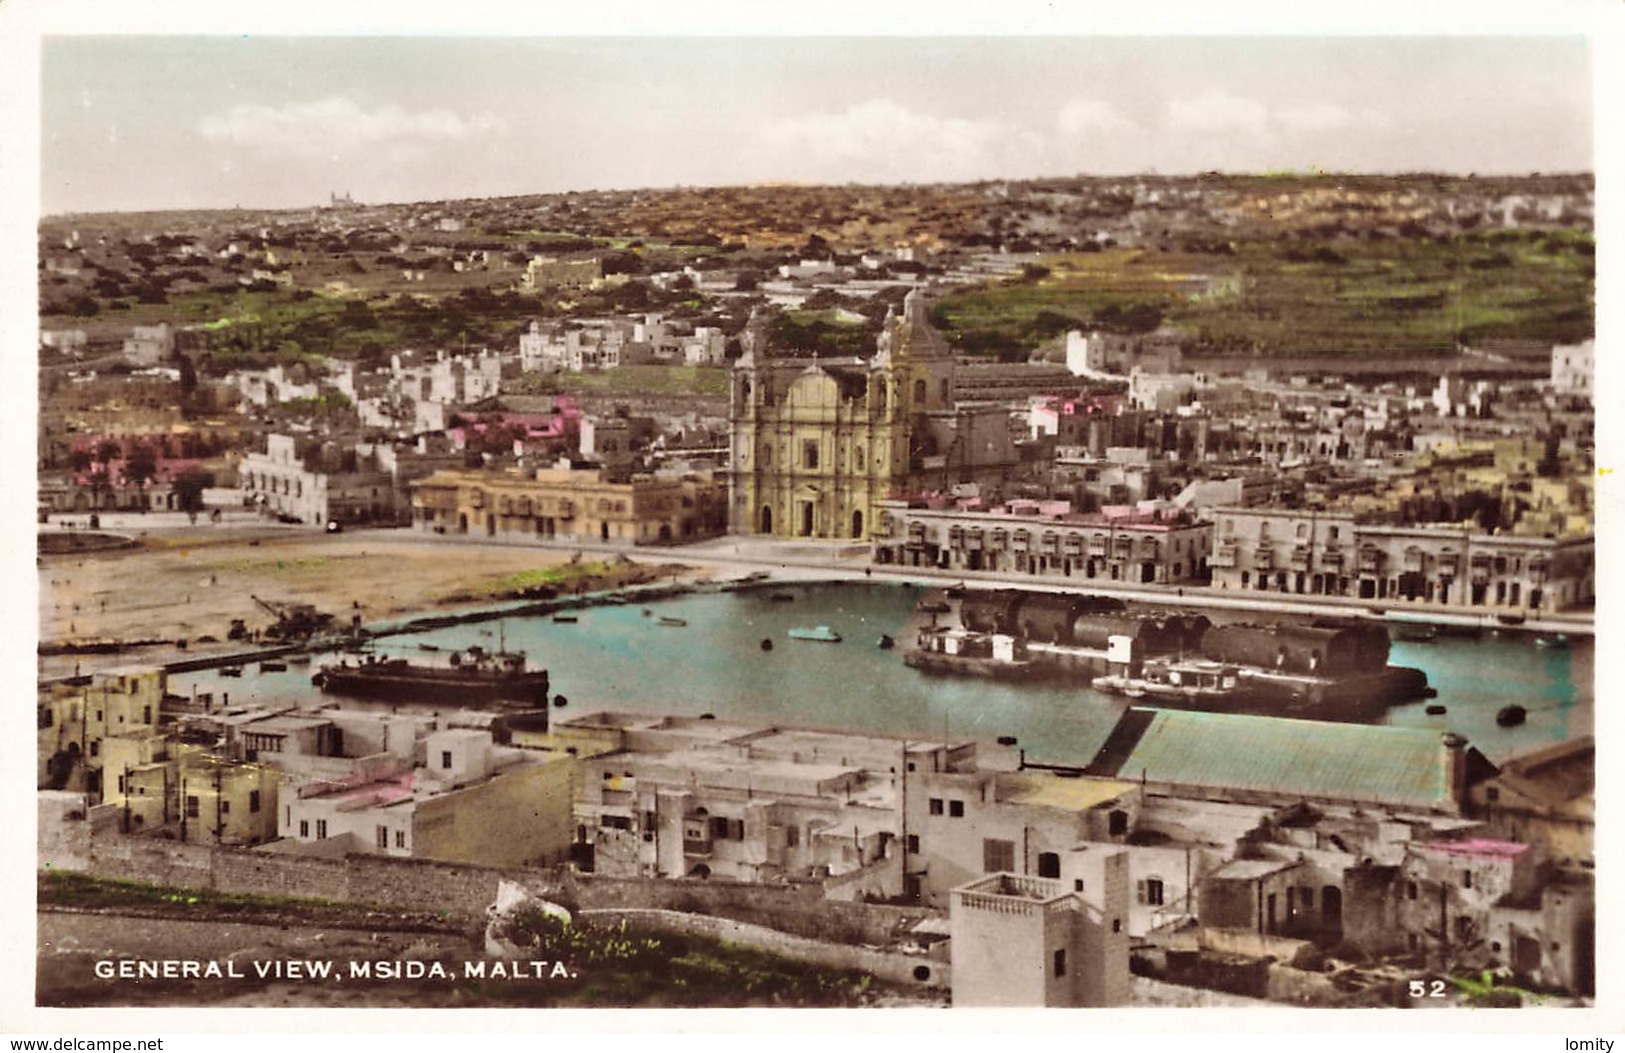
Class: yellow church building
728,289,1017,539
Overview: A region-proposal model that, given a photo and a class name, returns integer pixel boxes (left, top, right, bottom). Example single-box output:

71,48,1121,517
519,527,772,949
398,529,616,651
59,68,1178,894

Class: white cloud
753,98,1006,182
1167,93,1271,136
199,97,508,156
1056,98,1132,137
1276,102,1392,133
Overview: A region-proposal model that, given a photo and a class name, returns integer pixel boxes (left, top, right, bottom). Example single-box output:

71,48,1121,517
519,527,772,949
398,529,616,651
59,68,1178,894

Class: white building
1551,340,1594,401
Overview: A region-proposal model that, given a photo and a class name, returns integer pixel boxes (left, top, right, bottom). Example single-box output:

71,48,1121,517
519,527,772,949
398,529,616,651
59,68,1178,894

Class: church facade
728,290,1015,539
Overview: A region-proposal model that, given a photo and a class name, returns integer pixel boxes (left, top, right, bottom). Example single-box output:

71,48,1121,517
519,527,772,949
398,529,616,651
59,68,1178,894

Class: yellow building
728,290,1016,539
101,741,284,846
38,666,164,794
410,465,727,544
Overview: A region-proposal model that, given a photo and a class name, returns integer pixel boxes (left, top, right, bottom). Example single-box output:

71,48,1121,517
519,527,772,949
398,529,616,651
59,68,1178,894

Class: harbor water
169,582,1592,767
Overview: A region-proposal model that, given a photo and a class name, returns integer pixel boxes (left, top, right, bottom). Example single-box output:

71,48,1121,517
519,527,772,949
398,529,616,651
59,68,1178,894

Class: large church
728,289,1017,539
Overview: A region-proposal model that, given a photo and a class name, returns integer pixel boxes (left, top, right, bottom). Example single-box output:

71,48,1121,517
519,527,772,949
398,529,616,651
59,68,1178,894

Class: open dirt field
38,527,694,649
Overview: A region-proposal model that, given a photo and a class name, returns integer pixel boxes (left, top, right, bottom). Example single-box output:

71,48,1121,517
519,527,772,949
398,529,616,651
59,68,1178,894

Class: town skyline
40,34,1596,216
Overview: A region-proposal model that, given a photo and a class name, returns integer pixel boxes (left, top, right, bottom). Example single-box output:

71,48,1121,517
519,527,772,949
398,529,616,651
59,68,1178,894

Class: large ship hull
313,663,550,707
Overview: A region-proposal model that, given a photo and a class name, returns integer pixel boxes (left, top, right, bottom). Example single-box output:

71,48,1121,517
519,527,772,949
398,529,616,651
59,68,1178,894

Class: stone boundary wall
579,908,948,991
43,825,938,957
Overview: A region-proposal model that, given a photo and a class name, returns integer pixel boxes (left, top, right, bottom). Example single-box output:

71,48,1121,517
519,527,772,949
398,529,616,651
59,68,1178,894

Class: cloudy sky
36,33,1596,215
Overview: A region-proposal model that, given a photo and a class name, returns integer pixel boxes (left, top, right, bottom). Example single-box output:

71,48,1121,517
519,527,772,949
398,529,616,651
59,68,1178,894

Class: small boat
658,616,688,627
1497,613,1526,627
760,638,774,651
769,592,796,603
877,634,895,650
1535,634,1570,650
552,613,579,624
1425,704,1448,716
642,609,653,618
287,654,312,666
259,660,287,673
553,695,568,708
220,666,243,678
1496,704,1528,728
418,643,442,652
788,625,842,643
740,571,771,583
1393,625,1438,643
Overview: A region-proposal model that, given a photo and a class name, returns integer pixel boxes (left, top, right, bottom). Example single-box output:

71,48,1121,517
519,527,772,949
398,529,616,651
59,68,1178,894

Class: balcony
1290,545,1311,569
1211,543,1240,569
1253,546,1275,570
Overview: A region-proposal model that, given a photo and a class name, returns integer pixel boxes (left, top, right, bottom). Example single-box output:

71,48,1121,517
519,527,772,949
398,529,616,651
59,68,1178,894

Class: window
1462,870,1473,889
377,825,389,849
1074,879,1084,893
441,751,453,769
786,825,800,847
89,741,99,757
1302,887,1314,910
803,441,819,470
316,820,328,839
928,797,943,816
601,814,632,830
983,838,1015,873
1052,949,1067,978
143,706,152,723
1139,878,1165,906
949,800,964,818
1112,919,1122,934
644,811,657,830
906,834,920,854
1108,809,1128,836
1407,880,1418,900
220,800,231,815
299,820,309,838
395,830,406,849
249,790,261,814
1037,852,1060,879
185,795,200,819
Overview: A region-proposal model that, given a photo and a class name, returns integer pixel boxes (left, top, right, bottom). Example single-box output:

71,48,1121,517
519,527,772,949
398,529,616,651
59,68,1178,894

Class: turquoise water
171,582,1592,766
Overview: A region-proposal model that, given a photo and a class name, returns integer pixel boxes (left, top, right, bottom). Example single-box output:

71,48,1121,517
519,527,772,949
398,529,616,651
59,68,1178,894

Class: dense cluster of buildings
39,664,1595,1006
34,175,1596,1007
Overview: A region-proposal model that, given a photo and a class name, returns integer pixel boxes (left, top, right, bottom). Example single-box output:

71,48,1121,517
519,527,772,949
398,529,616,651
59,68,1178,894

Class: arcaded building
728,289,1017,540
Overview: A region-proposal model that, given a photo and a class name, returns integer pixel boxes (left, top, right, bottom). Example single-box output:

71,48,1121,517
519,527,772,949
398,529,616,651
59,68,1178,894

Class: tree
86,468,112,509
172,466,212,522
67,448,93,475
121,443,160,510
94,438,123,465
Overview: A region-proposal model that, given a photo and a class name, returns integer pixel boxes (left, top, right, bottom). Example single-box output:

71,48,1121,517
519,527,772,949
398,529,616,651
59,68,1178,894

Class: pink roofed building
276,728,576,867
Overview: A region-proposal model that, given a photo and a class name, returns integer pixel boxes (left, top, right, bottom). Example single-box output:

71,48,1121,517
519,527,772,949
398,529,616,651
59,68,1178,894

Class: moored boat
788,625,841,643
312,645,550,706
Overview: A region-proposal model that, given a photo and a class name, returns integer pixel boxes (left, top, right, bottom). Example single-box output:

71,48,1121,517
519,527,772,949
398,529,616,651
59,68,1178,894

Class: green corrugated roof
1107,708,1463,813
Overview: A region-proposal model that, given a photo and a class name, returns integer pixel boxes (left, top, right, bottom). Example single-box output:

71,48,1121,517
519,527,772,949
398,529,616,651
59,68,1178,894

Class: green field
933,230,1594,359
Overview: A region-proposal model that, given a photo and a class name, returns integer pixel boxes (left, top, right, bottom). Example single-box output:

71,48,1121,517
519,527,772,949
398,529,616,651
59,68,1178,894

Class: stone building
728,290,1017,540
875,500,1211,583
238,434,397,527
1209,507,1594,613
409,464,727,545
949,865,1130,1007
